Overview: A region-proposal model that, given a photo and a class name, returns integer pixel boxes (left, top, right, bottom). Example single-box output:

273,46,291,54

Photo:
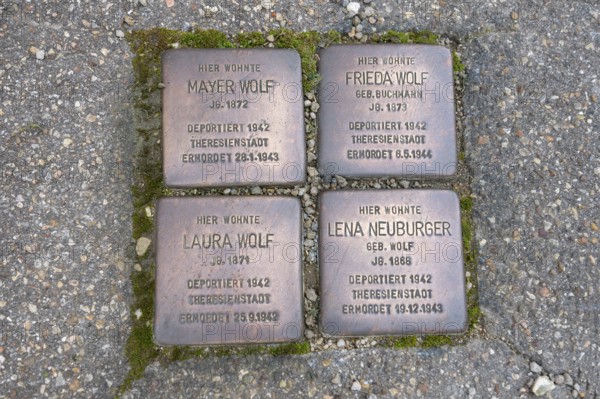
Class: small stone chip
331,374,341,385
123,15,135,26
346,2,360,17
530,361,543,373
554,375,565,385
136,237,151,256
532,376,555,396
305,288,318,302
55,374,66,387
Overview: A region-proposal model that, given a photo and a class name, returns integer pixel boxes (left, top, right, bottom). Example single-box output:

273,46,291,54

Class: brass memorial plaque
319,190,466,336
318,45,457,178
162,49,306,187
154,196,303,345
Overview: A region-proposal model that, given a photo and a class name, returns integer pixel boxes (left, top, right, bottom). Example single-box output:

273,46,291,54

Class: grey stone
532,376,555,396
346,2,360,17
530,362,543,373
564,373,574,386
331,374,341,385
554,375,564,385
55,374,66,387
305,288,318,302
136,237,152,257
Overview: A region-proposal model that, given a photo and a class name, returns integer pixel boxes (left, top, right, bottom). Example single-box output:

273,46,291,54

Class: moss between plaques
372,30,438,44
421,335,454,348
120,28,477,396
392,336,418,349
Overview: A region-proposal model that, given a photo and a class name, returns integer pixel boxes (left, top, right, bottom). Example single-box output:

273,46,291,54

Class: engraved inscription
318,45,457,177
154,197,303,345
162,49,306,187
319,190,467,336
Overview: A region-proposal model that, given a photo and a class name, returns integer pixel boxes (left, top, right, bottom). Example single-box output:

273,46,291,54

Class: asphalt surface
1,0,599,398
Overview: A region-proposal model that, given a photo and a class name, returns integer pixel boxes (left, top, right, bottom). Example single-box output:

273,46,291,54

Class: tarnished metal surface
154,196,303,345
318,45,457,178
162,49,306,187
319,190,466,336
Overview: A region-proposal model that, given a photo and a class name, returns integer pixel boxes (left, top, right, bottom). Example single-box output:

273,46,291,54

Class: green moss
269,29,321,92
460,196,475,264
393,336,418,348
236,31,267,48
459,194,480,337
323,30,343,45
127,28,178,86
421,335,453,348
269,341,311,356
238,345,268,356
214,347,234,357
132,210,152,240
166,346,184,362
179,29,234,48
452,51,466,73
375,31,409,43
119,268,158,395
460,196,473,213
131,159,162,209
374,30,438,44
468,305,482,329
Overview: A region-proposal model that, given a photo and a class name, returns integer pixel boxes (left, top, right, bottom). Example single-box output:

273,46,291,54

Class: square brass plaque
319,190,466,336
154,196,303,345
162,49,306,187
318,45,457,178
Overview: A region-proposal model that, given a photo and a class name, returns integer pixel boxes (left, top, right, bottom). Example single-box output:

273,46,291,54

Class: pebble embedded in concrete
346,2,360,17
532,376,555,396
